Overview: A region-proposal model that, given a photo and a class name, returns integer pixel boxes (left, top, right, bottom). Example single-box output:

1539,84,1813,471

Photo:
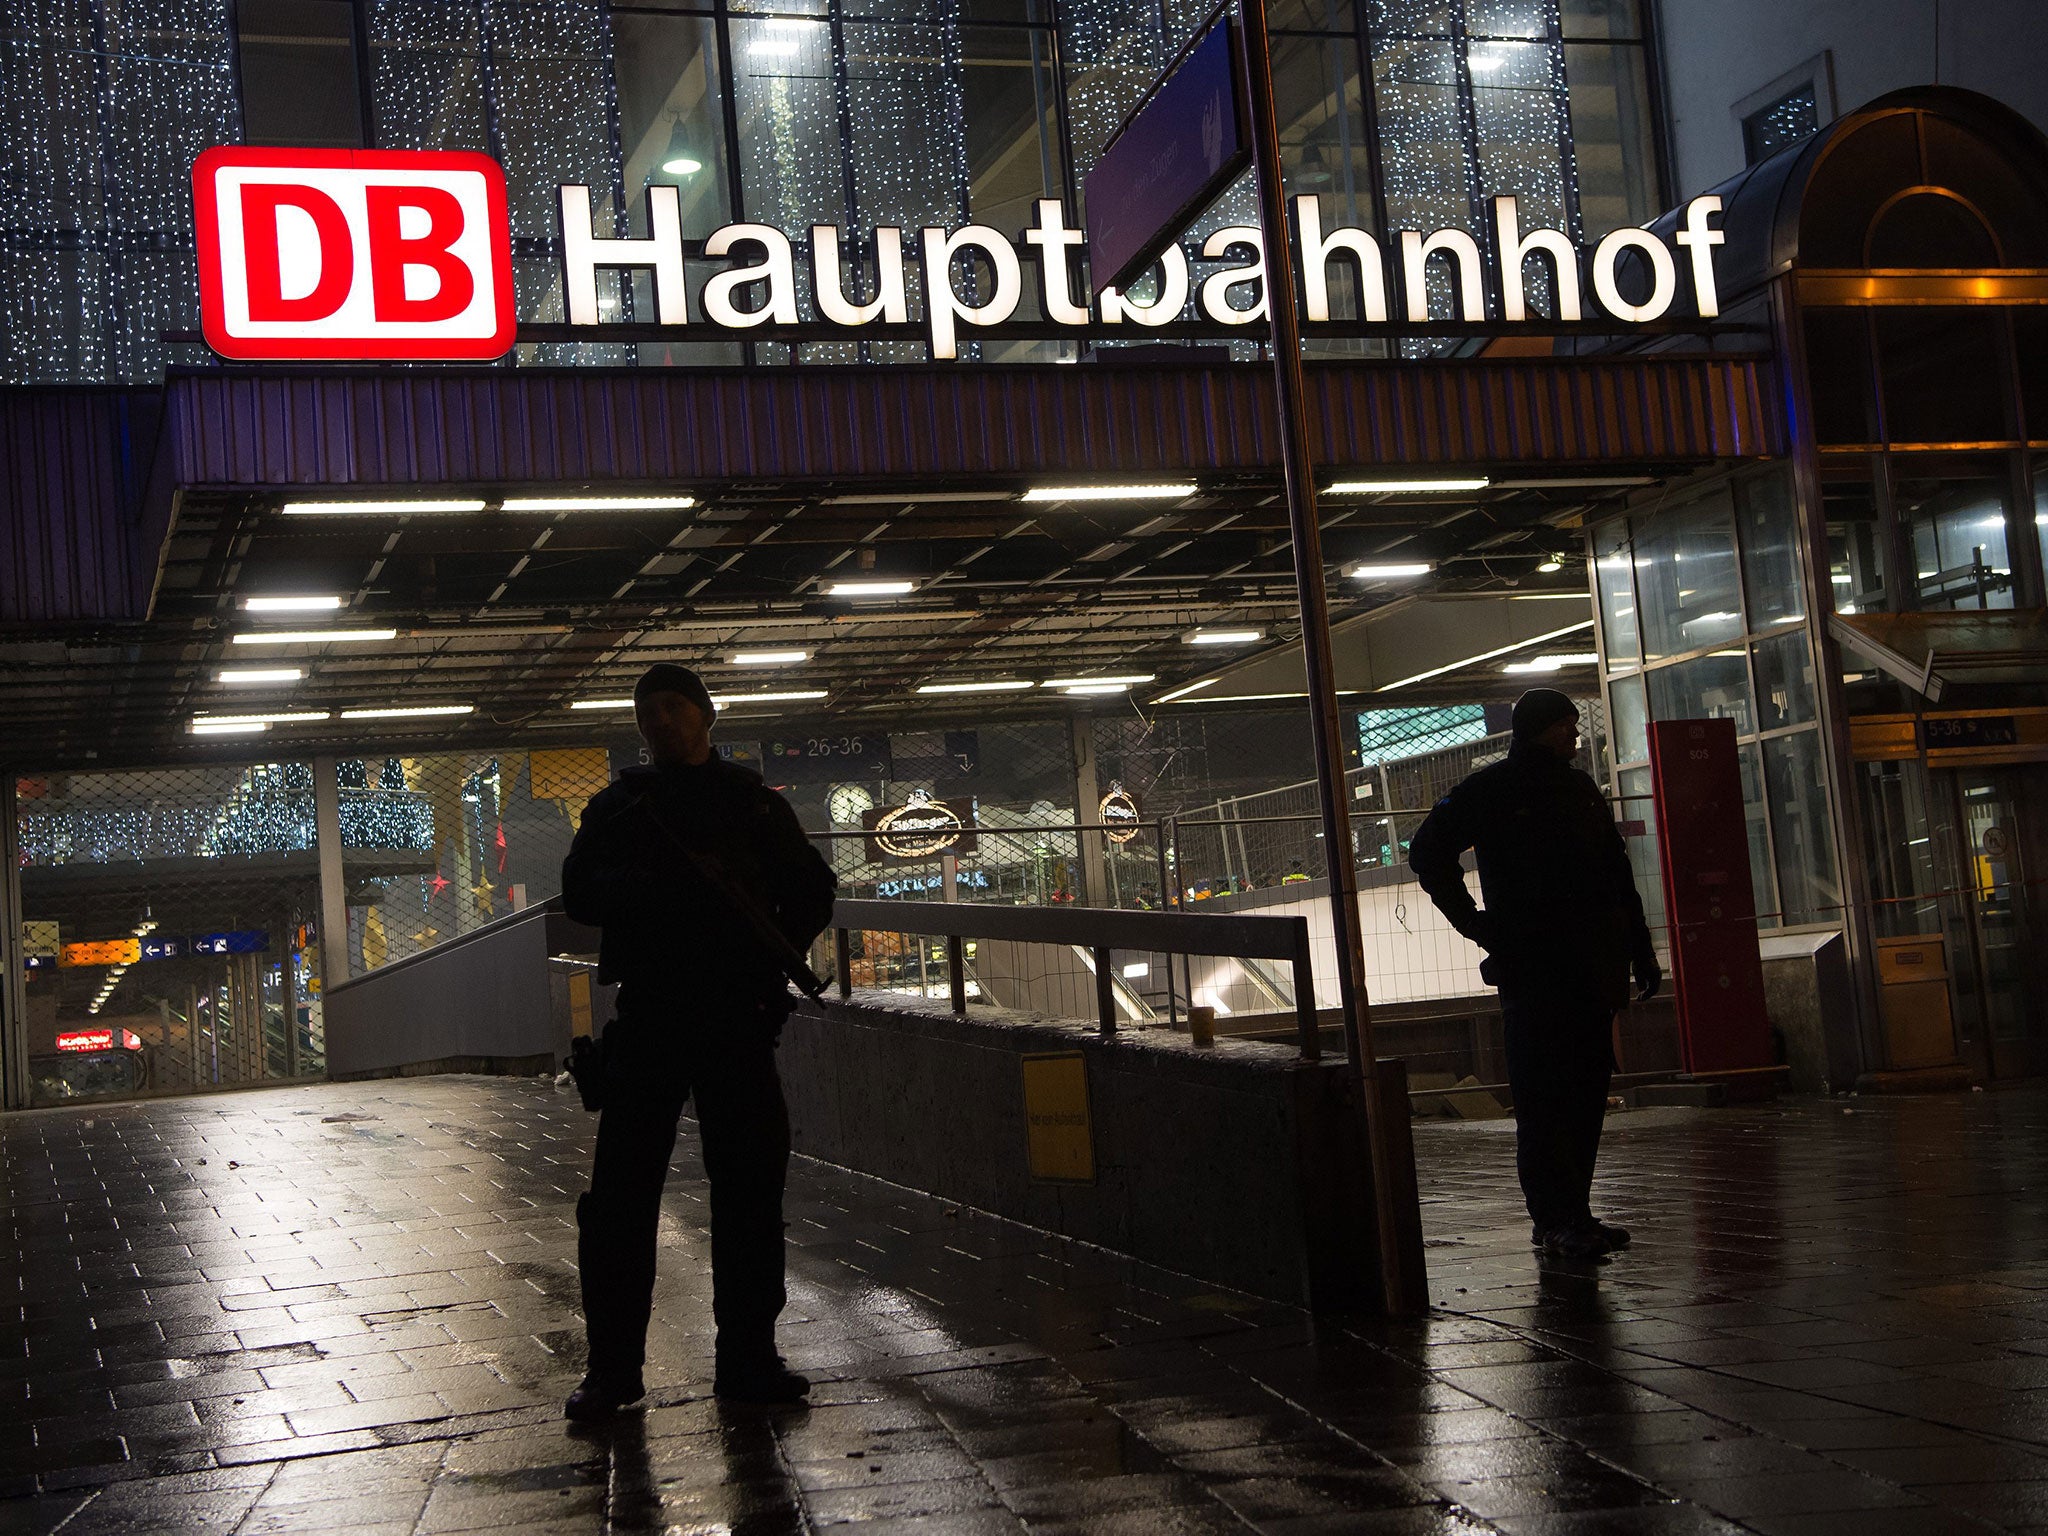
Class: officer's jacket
562,757,837,1007
1407,739,1654,1006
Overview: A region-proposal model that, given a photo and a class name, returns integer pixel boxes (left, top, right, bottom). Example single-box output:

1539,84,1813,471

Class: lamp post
1234,0,1426,1315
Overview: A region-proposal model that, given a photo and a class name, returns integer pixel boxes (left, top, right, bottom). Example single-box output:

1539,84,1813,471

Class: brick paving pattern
2,1075,2046,1534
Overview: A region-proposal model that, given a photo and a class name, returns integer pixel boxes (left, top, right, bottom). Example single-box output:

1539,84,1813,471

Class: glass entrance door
1948,767,2048,1079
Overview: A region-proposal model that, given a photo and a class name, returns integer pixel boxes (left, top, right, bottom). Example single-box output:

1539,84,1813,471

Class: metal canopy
0,355,1781,767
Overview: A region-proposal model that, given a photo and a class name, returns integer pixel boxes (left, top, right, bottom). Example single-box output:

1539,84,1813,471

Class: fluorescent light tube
824,491,1016,505
730,650,810,665
216,668,303,684
826,580,916,597
1064,683,1133,695
280,499,488,516
500,495,696,511
915,680,1037,694
190,712,331,727
1153,679,1220,703
243,595,344,612
190,720,271,735
570,699,633,710
229,629,398,645
1044,675,1155,688
1347,563,1434,579
339,705,476,719
1325,476,1488,494
1021,483,1196,502
1185,629,1264,645
710,690,828,705
1379,619,1594,690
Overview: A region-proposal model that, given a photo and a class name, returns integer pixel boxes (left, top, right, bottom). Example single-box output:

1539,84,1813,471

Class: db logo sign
193,148,516,361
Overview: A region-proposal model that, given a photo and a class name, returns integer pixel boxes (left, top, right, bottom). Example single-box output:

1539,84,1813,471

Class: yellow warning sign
568,970,594,1038
531,748,612,804
1020,1052,1094,1182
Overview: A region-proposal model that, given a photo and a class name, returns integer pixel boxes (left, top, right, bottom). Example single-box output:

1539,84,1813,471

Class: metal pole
0,775,29,1111
1235,4,1422,1314
312,756,350,987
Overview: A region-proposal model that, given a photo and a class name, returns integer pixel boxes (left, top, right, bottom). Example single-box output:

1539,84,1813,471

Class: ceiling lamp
500,495,695,511
1347,562,1434,579
915,680,1036,694
660,121,703,176
1022,483,1196,502
280,499,487,516
730,650,809,665
1184,628,1263,645
1325,477,1488,494
825,580,916,597
217,667,303,684
243,595,344,613
229,629,398,645
339,705,476,719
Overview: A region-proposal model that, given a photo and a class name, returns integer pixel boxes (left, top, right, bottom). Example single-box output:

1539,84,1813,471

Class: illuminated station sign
193,147,1726,363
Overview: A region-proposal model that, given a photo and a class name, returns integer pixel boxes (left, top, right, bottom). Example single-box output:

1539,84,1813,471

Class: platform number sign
763,734,893,784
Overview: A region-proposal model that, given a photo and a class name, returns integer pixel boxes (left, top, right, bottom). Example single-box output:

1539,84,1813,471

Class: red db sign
194,148,516,361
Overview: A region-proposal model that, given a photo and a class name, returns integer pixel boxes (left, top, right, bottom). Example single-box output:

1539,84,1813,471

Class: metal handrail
828,897,1323,1060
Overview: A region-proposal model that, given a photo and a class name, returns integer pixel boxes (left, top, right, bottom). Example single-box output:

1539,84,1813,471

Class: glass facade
1,0,1662,383
1593,463,1843,930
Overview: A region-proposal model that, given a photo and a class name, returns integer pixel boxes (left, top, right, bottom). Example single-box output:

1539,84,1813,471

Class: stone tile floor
4,1077,2048,1534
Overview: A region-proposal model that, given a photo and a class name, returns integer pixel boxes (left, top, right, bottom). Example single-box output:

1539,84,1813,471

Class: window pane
1803,310,1877,446
369,0,488,150
1897,466,2015,611
1823,460,1886,613
1469,40,1569,229
489,0,618,242
238,0,363,148
1767,731,1840,926
732,18,844,226
1275,32,1375,224
1370,39,1466,235
1563,42,1659,236
963,26,1063,231
1618,764,1664,938
1559,0,1641,39
1740,742,1776,927
1742,82,1817,165
1635,486,1743,661
1608,671,1648,766
1737,463,1805,630
1648,650,1755,737
613,10,734,236
2036,463,2048,605
1594,520,1641,662
1877,307,2016,445
1753,630,1817,731
1466,0,1548,37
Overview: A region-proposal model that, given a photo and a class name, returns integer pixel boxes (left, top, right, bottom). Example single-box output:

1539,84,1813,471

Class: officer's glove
1633,951,1663,1001
1462,910,1502,953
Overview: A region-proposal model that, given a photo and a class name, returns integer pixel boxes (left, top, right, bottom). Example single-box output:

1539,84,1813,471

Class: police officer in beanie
1408,688,1660,1262
560,663,836,1416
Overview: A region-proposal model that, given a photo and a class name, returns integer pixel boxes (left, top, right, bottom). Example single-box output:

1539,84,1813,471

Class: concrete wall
778,996,1380,1307
1652,1,2048,201
324,906,603,1079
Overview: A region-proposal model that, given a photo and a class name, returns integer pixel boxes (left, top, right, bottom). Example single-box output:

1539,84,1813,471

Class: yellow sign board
1020,1052,1094,1183
60,939,141,968
567,970,595,1038
530,748,612,803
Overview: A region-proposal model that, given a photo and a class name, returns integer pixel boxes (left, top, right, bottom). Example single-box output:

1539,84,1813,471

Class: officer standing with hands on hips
1408,688,1661,1263
560,663,837,1418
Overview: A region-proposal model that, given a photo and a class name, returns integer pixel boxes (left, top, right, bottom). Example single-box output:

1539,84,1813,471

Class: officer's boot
567,1191,649,1421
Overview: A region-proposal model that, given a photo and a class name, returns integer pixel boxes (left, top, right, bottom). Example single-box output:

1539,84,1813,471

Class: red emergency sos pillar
1647,717,1771,1073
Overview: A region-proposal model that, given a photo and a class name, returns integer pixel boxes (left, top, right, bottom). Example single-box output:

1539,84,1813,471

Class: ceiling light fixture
825,580,916,597
1185,628,1264,645
824,491,1016,505
229,628,399,645
499,495,696,511
279,499,488,516
1347,562,1434,579
1153,678,1220,703
190,711,331,729
190,720,271,735
1063,683,1134,695
243,595,344,613
570,699,633,711
216,667,304,684
1325,476,1488,494
1021,483,1197,502
1044,674,1155,688
339,705,476,719
1536,559,1564,574
1502,652,1600,674
710,690,828,705
730,649,810,665
915,680,1037,694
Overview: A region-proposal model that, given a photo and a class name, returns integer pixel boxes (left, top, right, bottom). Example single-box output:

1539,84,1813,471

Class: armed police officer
560,663,836,1417
1408,689,1660,1262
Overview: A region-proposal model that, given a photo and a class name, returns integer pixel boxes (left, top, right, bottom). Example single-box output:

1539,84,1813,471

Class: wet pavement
4,1077,2048,1536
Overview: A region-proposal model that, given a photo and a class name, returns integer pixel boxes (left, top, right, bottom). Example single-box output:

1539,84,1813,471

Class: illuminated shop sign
864,792,978,862
56,1029,144,1053
875,870,993,897
193,148,1726,364
1098,782,1142,845
193,147,515,360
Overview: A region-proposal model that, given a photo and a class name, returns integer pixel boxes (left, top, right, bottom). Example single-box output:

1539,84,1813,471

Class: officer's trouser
577,1000,790,1383
1500,989,1615,1235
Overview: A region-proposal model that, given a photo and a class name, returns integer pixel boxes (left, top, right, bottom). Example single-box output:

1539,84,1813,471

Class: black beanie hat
1511,687,1578,740
633,662,715,717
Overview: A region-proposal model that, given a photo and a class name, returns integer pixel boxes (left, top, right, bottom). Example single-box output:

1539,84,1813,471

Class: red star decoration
428,873,451,897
